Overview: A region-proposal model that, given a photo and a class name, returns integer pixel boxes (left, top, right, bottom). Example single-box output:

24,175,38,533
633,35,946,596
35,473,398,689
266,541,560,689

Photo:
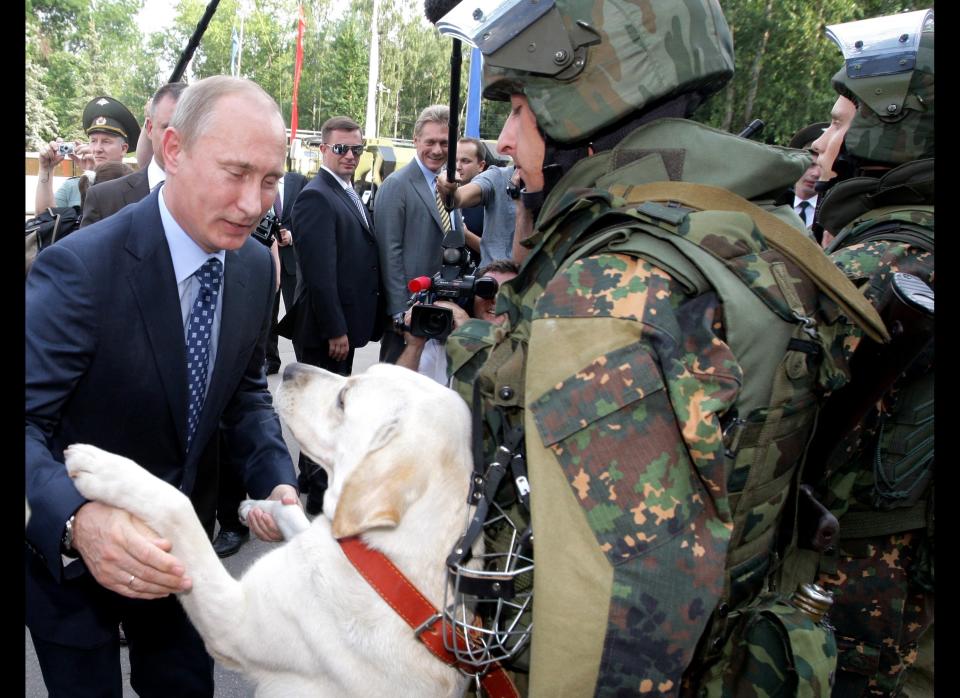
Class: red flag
290,3,305,144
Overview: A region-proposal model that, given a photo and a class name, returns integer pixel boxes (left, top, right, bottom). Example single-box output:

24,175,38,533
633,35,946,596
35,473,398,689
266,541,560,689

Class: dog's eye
336,386,347,410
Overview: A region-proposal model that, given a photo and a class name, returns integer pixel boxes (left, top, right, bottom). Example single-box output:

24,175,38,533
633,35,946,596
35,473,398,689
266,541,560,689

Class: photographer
397,259,518,384
34,95,140,214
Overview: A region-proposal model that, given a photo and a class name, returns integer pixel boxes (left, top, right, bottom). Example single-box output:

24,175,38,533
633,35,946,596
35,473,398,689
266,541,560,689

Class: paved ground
25,329,382,697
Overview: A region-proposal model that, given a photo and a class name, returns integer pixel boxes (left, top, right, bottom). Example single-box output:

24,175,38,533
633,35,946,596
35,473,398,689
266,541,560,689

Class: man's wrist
60,514,77,554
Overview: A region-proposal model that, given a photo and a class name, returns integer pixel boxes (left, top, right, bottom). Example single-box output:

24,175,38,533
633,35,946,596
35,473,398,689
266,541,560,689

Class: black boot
212,528,249,558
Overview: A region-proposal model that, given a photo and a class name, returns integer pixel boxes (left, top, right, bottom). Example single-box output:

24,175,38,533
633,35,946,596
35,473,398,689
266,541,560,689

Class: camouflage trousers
817,531,933,697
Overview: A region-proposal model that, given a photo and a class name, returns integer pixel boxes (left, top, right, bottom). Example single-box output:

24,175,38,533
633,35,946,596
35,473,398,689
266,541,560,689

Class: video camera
401,245,499,341
250,208,280,247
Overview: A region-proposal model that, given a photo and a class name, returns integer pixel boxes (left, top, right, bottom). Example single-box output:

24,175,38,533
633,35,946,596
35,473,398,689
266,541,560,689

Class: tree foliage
26,0,930,151
27,0,155,147
693,0,926,145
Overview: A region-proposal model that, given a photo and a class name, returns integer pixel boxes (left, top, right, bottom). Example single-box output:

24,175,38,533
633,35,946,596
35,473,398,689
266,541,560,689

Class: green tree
694,0,926,145
26,18,60,148
28,0,157,145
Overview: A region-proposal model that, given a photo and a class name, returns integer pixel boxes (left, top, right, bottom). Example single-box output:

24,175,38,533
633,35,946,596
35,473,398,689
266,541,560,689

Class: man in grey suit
81,82,187,227
373,104,464,363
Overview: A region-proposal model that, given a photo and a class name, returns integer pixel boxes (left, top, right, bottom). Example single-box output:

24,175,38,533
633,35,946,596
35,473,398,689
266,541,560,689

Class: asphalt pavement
25,330,382,697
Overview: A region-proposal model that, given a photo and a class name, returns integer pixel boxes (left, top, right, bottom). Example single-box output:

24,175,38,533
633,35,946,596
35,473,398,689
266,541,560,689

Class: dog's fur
65,362,477,697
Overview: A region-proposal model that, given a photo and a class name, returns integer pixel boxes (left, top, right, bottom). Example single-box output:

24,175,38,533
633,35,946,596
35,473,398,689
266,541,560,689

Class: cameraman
397,259,518,384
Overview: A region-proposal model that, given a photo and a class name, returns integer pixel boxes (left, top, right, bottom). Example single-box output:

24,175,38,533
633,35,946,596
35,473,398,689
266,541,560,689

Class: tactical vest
452,120,887,695
821,200,934,582
463,183,884,694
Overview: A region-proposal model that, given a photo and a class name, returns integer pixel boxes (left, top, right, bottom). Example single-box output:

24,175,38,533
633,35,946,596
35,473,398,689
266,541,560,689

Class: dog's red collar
338,536,519,698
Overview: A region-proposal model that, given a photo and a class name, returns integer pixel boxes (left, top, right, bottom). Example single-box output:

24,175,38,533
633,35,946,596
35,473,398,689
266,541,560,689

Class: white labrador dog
65,362,477,697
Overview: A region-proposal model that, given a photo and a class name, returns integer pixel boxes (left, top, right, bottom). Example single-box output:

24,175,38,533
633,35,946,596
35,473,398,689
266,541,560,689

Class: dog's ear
331,416,410,539
332,457,414,538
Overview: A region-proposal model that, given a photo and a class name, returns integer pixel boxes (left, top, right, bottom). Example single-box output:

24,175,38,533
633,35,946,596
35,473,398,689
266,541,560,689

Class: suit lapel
409,164,461,238
124,169,149,205
410,165,444,233
125,192,190,453
321,169,373,236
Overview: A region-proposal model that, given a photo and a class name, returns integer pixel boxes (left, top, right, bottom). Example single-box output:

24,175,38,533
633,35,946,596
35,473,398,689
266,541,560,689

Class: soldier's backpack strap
606,181,890,343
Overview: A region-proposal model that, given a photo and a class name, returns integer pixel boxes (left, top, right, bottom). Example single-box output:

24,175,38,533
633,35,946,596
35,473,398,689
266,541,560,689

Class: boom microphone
424,0,462,25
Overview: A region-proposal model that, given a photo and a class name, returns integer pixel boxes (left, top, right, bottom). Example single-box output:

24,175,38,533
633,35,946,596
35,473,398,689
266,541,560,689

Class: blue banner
465,47,482,137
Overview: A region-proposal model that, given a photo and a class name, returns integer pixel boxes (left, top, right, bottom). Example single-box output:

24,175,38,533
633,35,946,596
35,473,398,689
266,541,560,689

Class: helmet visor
437,0,555,54
826,9,933,79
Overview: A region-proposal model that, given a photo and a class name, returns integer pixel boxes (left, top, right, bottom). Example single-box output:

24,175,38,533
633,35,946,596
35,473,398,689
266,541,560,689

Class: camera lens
422,309,450,337
411,305,453,340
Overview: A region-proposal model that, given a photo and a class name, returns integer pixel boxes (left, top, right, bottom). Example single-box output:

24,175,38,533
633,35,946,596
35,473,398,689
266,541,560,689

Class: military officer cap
82,95,140,148
788,122,828,150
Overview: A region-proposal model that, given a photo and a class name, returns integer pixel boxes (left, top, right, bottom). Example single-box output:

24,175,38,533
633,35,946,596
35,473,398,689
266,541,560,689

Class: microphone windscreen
408,276,433,292
424,0,462,25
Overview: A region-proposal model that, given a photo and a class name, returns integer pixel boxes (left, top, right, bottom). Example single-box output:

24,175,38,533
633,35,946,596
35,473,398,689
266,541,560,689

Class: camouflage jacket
819,163,934,540
824,235,934,521
448,119,854,696
815,164,935,697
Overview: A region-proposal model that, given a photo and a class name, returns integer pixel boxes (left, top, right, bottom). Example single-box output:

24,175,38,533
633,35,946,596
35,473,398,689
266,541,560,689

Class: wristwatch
60,514,76,554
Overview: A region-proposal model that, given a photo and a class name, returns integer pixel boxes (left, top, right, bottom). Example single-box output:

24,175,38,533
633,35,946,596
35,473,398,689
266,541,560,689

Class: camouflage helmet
437,0,734,144
825,9,933,165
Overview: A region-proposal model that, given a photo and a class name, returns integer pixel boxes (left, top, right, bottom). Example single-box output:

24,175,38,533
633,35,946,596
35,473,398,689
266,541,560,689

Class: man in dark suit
81,82,187,227
25,76,300,698
373,104,464,363
775,122,827,244
264,169,308,375
281,115,383,513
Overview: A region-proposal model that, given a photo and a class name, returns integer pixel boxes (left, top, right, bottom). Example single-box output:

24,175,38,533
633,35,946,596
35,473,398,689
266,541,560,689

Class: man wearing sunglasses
283,115,384,513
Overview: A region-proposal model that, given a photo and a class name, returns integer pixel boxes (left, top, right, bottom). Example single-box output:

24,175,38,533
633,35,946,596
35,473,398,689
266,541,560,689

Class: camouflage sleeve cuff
446,318,501,373
446,318,505,404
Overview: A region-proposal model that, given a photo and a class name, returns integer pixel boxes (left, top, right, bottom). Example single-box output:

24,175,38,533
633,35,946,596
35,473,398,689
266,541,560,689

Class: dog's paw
64,443,167,515
239,499,310,540
64,444,135,504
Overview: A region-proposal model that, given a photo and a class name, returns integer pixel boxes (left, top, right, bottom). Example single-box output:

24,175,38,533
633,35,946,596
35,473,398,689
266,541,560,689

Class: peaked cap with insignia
82,95,140,148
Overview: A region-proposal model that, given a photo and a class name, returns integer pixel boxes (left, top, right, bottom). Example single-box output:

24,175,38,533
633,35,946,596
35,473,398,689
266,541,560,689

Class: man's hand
402,306,426,349
69,143,97,171
277,227,293,247
328,335,349,362
72,501,191,600
436,171,460,200
245,485,301,542
434,300,470,331
38,140,67,173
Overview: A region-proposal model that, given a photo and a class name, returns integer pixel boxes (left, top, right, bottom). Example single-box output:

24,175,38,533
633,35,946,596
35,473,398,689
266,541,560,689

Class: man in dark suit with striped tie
282,116,385,513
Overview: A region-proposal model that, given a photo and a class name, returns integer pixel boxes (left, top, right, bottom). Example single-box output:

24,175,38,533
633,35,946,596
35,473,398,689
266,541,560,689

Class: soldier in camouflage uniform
432,1,890,695
805,10,934,697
